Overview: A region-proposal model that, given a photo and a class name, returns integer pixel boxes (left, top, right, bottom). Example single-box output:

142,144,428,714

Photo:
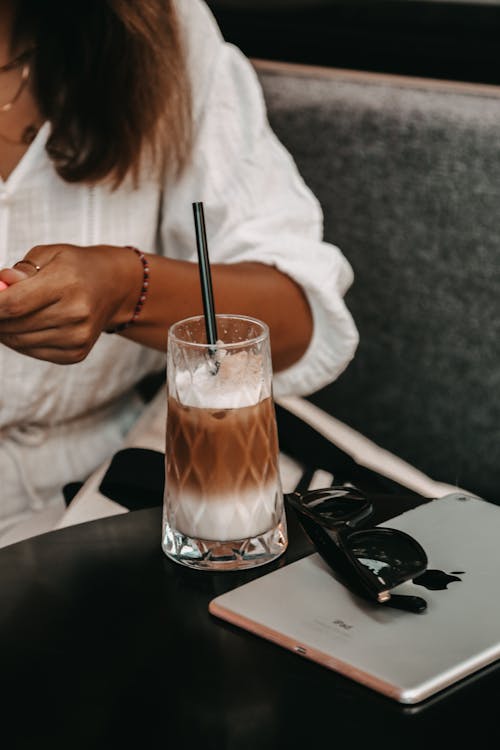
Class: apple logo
412,570,464,590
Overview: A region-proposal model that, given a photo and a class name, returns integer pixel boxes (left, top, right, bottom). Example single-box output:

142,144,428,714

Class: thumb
0,267,30,285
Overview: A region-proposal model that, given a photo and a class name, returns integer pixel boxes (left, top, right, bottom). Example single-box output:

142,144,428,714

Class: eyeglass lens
297,486,371,525
346,529,427,589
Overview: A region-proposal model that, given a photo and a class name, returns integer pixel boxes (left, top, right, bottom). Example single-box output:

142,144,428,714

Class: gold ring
14,259,41,273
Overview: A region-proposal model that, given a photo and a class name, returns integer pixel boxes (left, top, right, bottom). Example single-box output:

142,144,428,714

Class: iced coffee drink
162,315,287,570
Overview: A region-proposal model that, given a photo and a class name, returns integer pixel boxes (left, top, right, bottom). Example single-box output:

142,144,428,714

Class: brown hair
16,0,191,186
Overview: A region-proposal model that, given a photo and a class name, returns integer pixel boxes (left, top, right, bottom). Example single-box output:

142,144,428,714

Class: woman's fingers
0,294,89,334
0,303,100,359
0,244,83,319
12,258,42,276
0,292,62,333
0,244,57,287
0,278,62,322
3,342,90,365
0,243,138,362
1,325,79,349
0,319,96,362
0,268,29,285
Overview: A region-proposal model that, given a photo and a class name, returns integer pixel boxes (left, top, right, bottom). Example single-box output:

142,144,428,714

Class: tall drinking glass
162,314,287,570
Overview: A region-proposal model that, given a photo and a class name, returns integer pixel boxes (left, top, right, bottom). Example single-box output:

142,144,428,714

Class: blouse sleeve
161,0,359,397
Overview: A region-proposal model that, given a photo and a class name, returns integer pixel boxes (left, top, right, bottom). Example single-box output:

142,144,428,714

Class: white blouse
0,0,358,527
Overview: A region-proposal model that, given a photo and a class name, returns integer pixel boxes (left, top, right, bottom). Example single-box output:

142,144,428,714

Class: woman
0,0,358,534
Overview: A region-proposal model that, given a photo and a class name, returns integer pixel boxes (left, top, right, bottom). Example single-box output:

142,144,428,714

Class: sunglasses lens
346,529,427,588
295,487,370,524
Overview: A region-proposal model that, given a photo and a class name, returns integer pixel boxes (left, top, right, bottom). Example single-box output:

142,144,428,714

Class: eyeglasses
286,486,428,613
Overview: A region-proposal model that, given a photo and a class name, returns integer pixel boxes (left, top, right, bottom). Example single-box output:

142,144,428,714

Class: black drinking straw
192,201,219,350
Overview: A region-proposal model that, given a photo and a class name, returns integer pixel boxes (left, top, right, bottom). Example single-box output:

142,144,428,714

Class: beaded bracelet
107,246,149,333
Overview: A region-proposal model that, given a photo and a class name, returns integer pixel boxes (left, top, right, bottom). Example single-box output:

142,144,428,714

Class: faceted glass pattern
162,315,288,571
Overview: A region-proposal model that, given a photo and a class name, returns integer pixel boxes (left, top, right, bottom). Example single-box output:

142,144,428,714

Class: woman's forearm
118,255,313,372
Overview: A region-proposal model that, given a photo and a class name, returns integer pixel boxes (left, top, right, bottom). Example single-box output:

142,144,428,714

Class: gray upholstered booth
256,60,500,502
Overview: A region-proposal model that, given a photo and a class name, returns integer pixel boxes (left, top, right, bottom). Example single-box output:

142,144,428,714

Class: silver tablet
210,492,500,704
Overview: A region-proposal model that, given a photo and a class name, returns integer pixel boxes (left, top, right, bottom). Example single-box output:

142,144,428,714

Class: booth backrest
256,60,500,502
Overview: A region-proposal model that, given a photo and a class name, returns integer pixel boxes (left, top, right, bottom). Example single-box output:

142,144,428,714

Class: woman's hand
0,244,313,371
0,244,141,363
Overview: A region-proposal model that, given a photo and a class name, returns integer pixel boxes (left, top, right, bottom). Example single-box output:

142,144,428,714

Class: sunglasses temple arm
384,594,427,614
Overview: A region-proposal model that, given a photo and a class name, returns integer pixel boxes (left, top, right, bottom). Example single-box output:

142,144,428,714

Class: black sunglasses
286,486,428,613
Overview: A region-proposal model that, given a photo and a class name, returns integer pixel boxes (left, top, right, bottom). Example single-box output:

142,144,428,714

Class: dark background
206,1,500,499
207,1,500,85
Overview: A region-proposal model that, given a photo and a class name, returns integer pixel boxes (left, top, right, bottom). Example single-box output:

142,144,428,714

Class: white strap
276,396,465,498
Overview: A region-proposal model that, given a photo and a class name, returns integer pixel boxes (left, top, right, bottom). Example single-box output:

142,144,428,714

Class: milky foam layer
166,483,281,540
174,348,269,409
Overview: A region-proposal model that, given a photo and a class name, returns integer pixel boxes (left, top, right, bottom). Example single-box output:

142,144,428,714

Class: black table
2,498,500,749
